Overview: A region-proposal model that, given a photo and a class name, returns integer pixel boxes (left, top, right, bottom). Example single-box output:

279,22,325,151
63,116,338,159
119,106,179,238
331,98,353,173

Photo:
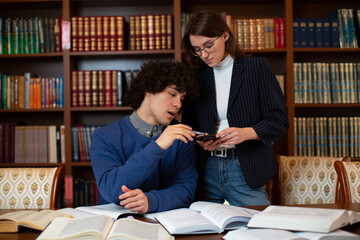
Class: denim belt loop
210,148,236,159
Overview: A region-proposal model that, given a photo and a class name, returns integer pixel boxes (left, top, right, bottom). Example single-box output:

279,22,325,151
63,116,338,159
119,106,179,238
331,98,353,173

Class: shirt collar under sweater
129,111,164,137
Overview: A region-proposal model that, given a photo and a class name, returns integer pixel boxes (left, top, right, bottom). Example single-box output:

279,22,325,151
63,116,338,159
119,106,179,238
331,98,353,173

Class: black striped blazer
182,57,289,189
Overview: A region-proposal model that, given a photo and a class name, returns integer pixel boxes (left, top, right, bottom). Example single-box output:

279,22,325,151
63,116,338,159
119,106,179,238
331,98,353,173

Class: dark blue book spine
299,19,308,47
315,18,324,48
307,19,316,48
293,19,300,47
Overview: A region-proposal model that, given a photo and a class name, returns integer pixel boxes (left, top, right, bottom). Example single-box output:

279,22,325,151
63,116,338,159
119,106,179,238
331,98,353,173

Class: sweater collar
129,111,164,137
214,54,233,71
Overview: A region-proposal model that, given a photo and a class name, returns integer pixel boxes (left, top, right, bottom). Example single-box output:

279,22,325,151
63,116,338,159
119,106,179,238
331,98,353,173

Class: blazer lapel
202,67,218,117
228,59,245,111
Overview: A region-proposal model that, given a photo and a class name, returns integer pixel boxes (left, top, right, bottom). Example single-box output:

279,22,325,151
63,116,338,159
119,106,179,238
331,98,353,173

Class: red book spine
102,16,110,51
274,18,281,48
71,70,78,107
279,18,286,48
103,70,112,107
96,16,103,51
77,16,84,51
89,16,97,51
111,70,118,106
77,71,85,107
116,16,125,51
84,70,92,107
71,17,78,51
129,16,136,50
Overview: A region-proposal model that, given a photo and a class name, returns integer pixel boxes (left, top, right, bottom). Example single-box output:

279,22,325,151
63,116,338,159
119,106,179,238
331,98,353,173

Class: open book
36,214,174,240
155,201,259,234
223,228,360,240
247,205,360,233
0,210,72,232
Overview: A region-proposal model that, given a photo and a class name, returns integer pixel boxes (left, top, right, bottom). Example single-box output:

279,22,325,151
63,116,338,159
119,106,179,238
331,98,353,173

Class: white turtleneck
214,54,235,148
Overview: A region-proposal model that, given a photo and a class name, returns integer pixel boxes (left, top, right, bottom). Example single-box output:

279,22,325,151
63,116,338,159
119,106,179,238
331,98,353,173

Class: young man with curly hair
90,61,198,213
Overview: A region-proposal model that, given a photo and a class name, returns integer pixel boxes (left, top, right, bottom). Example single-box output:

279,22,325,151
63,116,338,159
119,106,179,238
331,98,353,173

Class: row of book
293,18,339,48
129,14,173,51
0,73,64,109
71,69,138,108
327,8,360,48
181,13,286,49
0,17,61,55
71,16,125,52
294,62,360,104
0,122,65,164
294,117,360,158
73,178,99,207
72,124,101,163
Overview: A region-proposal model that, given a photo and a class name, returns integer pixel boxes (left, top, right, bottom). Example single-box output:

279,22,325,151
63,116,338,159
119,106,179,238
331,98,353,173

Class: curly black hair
123,60,198,110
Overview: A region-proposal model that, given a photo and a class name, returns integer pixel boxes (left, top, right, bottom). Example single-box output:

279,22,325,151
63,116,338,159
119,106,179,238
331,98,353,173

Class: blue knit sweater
90,116,197,213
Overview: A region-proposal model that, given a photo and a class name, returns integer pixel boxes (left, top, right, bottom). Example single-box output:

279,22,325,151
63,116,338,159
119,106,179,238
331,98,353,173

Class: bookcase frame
0,0,359,207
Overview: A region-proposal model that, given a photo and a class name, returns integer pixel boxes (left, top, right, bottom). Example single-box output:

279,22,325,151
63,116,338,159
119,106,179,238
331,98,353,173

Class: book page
296,229,360,240
57,208,96,218
199,202,256,230
0,210,71,230
76,203,141,220
247,206,348,233
37,215,113,240
107,218,174,240
155,208,221,234
223,228,307,240
348,210,360,225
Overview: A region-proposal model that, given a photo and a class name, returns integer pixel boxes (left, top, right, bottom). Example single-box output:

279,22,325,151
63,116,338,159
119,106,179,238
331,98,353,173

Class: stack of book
71,124,101,163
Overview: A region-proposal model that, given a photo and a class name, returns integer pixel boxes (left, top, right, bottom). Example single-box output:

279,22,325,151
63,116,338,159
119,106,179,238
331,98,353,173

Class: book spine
77,70,85,107
71,125,79,162
83,16,90,52
109,16,116,51
299,19,308,47
71,16,78,51
89,16,97,51
54,17,61,52
84,70,91,107
103,70,112,107
116,16,125,51
77,16,84,51
315,18,324,48
91,70,98,106
96,16,103,51
293,19,300,47
102,16,110,51
111,70,118,106
71,70,78,107
98,70,104,106
308,19,316,48
129,16,136,50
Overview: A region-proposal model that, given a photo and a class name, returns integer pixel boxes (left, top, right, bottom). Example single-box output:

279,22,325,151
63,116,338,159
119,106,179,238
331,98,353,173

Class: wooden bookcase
0,0,359,207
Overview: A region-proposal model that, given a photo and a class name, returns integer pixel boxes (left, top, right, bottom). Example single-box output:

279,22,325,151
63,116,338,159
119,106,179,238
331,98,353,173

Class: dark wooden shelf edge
294,48,360,52
0,163,65,167
0,108,64,113
69,49,175,56
70,106,133,111
71,162,92,167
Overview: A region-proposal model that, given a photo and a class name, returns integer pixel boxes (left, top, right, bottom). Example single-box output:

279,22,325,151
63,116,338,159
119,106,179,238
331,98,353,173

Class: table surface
1,203,360,240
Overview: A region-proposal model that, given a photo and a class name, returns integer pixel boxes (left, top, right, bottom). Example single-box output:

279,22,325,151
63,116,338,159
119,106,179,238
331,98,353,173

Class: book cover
77,16,84,51
323,18,331,48
315,18,324,48
299,19,308,48
98,70,104,106
102,16,110,51
91,70,98,106
96,16,103,51
103,70,112,107
71,71,78,107
116,16,125,51
83,16,90,51
89,16,97,51
77,70,85,107
83,70,91,107
71,17,78,51
111,70,118,107
54,17,61,52
307,19,316,48
71,125,79,162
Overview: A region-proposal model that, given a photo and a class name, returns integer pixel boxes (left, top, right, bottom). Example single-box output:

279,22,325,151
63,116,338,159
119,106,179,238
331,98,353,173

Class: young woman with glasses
182,10,289,206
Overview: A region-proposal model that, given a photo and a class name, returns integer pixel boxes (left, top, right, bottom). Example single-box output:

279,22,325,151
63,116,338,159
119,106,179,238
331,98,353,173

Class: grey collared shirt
129,111,164,137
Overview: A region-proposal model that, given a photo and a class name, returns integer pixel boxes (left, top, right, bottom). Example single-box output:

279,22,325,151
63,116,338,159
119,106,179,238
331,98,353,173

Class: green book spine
0,18,3,54
28,17,34,54
12,18,19,54
23,18,30,54
18,18,25,54
33,17,40,53
5,18,12,54
2,74,7,109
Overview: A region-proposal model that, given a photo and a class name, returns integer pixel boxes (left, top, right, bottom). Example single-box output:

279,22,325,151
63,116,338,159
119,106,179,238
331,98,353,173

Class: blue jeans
197,156,270,206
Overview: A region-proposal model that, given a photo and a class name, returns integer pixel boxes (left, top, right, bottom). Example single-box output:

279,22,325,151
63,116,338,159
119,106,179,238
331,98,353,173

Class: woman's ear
223,31,230,42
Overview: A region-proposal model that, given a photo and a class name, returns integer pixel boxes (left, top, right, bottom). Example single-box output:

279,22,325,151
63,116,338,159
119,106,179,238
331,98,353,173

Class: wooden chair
0,166,64,209
270,155,351,205
334,161,360,203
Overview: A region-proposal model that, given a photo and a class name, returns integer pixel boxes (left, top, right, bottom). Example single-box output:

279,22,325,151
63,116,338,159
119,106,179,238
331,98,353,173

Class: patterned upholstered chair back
334,161,360,203
0,167,64,209
277,156,345,205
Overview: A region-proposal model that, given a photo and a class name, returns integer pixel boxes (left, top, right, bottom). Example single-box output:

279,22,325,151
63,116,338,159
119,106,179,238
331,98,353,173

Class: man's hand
119,185,149,213
155,124,195,150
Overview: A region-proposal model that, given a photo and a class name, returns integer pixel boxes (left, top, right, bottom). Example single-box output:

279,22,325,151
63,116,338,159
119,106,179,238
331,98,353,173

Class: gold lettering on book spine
129,16,135,50
111,70,118,106
91,70,98,106
104,70,111,106
77,17,84,51
109,16,116,51
71,17,77,51
96,16,103,51
71,71,78,107
154,15,161,50
98,71,104,106
103,16,109,51
160,14,166,49
84,70,91,107
166,14,172,49
116,16,124,50
135,15,141,50
141,15,148,50
83,17,90,51
90,17,97,51
147,15,154,50
77,71,84,106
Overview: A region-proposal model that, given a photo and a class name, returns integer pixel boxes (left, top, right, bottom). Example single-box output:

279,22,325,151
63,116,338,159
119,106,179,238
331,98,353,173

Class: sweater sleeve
252,58,289,148
146,140,197,212
90,125,165,205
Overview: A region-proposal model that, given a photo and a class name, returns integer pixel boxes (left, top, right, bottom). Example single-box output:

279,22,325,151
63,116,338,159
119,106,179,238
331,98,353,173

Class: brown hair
182,10,245,68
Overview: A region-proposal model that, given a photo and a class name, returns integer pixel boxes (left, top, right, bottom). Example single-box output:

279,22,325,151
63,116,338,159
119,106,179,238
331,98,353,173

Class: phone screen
195,134,218,141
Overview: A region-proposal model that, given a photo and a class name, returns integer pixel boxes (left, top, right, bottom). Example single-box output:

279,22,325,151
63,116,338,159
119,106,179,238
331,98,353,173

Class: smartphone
195,134,219,141
192,131,219,141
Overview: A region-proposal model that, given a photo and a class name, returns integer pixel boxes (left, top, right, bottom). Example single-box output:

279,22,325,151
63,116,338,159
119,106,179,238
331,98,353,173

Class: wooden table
1,203,360,240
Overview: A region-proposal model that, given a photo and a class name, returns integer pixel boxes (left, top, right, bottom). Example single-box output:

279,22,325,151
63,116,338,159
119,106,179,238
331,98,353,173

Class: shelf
294,48,360,52
69,50,175,57
0,163,64,167
70,106,133,112
0,108,64,113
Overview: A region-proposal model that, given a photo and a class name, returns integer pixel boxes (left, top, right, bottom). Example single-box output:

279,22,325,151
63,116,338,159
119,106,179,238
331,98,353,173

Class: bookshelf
0,0,359,207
